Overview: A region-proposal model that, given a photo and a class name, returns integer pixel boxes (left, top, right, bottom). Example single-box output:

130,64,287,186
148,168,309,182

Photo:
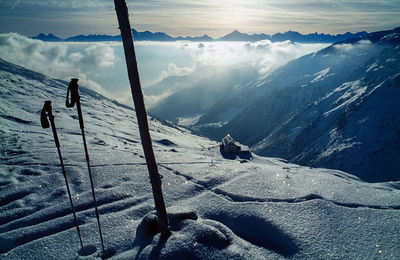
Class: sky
0,0,399,38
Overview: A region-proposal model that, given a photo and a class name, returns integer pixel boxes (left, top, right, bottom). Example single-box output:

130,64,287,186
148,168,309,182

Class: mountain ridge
204,27,400,182
146,27,400,182
31,29,368,43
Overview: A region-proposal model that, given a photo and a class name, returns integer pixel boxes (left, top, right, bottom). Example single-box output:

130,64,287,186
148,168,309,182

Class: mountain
31,33,62,42
1,57,399,259
196,27,400,182
218,30,368,43
131,28,174,41
33,29,212,42
218,30,271,42
65,34,121,42
270,31,368,43
175,34,214,42
31,29,368,43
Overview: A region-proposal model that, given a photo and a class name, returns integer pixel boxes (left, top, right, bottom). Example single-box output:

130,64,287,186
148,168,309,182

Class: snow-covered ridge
0,59,399,259
202,27,400,182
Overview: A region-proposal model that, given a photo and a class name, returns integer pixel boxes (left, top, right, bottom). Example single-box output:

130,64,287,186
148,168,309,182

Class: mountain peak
32,33,62,41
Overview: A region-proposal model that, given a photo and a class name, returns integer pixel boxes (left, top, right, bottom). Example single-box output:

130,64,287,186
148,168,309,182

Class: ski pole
41,100,84,249
66,79,105,252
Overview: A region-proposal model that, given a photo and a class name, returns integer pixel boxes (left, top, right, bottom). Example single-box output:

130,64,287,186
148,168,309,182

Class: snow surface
1,59,400,259
310,68,332,83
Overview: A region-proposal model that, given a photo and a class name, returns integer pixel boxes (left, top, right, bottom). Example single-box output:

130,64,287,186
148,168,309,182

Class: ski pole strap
66,78,79,108
41,101,52,128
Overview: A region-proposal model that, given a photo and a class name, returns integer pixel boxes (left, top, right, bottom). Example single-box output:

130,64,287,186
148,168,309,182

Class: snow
229,33,400,181
322,80,367,117
177,114,202,126
310,67,334,83
1,58,400,259
366,62,384,72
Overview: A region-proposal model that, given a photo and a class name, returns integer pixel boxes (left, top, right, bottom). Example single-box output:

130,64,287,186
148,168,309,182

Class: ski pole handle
40,101,51,129
65,78,85,129
41,101,60,148
66,78,79,108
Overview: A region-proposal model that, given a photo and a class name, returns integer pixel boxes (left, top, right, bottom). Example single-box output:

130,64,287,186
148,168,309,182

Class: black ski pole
66,79,105,252
41,100,84,249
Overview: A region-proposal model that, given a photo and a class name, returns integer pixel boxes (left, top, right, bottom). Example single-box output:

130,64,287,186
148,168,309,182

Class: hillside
195,27,400,182
0,58,399,259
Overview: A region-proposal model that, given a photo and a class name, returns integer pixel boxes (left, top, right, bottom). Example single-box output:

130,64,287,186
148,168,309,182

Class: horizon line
24,27,372,40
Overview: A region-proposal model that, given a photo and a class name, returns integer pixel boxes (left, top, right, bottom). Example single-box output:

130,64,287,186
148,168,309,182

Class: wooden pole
113,0,170,237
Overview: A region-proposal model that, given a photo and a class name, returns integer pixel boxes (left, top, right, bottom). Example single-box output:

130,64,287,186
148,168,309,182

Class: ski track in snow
161,163,400,211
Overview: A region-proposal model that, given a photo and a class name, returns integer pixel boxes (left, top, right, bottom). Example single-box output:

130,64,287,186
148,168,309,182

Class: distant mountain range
32,29,367,43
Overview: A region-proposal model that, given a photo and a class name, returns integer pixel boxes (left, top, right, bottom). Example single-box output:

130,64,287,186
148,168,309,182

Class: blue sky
0,0,399,37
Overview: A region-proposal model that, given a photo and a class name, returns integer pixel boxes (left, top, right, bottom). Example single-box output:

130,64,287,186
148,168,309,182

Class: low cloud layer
0,33,327,107
333,39,372,54
146,40,328,85
0,33,121,96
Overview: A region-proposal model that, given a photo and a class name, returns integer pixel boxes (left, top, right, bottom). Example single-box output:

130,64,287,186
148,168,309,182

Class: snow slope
210,27,400,182
0,59,399,259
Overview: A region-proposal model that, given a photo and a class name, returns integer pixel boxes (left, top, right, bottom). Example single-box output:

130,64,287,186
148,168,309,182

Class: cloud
83,44,116,68
158,40,328,78
141,40,328,108
0,33,118,97
333,39,372,53
0,33,328,109
167,63,193,76
144,91,173,109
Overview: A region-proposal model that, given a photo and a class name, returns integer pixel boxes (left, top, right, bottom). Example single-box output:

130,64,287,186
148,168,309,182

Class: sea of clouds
0,33,328,106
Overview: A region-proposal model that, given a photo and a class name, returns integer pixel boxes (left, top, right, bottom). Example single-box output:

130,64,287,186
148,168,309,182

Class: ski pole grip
66,78,79,108
41,101,51,128
41,101,61,148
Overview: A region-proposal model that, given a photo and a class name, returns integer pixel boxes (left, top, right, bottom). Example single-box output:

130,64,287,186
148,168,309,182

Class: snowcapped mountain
1,57,399,259
196,27,400,182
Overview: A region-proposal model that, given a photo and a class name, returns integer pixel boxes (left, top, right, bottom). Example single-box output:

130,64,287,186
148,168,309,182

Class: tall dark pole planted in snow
114,0,170,237
41,101,84,249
